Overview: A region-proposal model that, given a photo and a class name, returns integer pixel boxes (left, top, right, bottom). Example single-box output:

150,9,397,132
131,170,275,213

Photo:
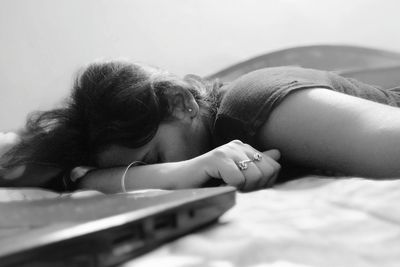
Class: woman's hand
79,140,280,193
193,140,281,192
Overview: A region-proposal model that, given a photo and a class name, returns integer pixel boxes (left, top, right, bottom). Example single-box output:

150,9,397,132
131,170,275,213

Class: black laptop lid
0,186,235,267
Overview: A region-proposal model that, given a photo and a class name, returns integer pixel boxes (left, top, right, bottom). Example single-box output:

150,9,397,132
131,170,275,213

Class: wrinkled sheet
129,176,400,267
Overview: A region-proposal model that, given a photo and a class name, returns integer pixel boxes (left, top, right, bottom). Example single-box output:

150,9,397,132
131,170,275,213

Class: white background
1,0,400,131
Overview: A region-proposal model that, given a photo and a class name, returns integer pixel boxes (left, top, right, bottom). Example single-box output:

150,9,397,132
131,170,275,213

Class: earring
188,108,193,112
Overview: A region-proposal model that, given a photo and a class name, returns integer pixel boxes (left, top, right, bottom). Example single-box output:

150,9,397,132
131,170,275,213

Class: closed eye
156,153,163,163
143,152,162,164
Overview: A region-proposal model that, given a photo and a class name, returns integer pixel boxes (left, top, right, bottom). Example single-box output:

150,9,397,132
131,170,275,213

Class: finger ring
253,153,262,161
237,159,253,170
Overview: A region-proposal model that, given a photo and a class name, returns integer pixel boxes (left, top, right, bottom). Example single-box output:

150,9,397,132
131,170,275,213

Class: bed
1,176,399,267
1,45,400,266
131,176,400,267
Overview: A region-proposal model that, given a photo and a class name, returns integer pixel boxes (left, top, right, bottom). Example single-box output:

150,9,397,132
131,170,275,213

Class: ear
167,87,199,121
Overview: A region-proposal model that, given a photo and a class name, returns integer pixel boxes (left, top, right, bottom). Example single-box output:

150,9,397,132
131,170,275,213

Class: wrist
170,156,210,189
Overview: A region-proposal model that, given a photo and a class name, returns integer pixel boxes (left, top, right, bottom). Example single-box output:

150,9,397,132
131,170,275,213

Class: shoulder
213,67,333,146
217,66,332,114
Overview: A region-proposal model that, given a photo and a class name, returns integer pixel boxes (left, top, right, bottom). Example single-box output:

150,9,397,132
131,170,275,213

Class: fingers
236,143,281,192
258,153,281,188
263,149,281,161
204,140,281,192
238,161,264,191
239,151,281,191
217,158,247,189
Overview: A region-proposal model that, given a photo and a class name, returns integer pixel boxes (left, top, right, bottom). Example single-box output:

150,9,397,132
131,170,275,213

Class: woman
2,61,400,193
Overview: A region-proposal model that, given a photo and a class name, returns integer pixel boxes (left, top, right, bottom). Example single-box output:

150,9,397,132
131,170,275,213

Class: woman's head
1,61,220,173
72,62,168,158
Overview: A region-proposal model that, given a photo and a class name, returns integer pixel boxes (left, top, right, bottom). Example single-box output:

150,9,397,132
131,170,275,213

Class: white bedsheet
129,176,400,267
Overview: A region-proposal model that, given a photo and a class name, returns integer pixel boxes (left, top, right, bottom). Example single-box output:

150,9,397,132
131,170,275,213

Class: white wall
1,0,400,131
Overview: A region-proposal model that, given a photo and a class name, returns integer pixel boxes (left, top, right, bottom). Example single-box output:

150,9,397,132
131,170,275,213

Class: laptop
0,186,236,267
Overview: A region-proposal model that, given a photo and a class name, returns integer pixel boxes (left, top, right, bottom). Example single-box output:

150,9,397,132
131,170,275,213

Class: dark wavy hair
0,61,221,177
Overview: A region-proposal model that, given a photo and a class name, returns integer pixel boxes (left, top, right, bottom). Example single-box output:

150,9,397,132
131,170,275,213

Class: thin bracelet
121,161,145,193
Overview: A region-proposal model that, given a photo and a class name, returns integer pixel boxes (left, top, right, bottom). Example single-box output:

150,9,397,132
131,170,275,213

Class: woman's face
97,118,211,168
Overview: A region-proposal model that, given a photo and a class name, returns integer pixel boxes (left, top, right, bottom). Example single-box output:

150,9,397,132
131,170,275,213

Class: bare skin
257,88,400,177
79,87,400,193
81,85,282,193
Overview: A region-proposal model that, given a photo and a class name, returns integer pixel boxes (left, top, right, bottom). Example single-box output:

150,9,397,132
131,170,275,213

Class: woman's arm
79,160,208,193
78,141,281,193
257,88,400,177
